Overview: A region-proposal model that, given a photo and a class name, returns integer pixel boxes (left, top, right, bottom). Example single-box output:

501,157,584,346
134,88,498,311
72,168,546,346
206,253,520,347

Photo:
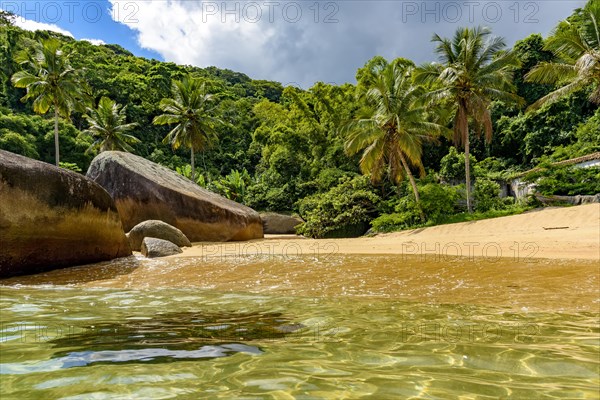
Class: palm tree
345,60,448,221
83,96,139,154
526,1,600,109
416,27,523,212
153,77,219,182
11,38,82,166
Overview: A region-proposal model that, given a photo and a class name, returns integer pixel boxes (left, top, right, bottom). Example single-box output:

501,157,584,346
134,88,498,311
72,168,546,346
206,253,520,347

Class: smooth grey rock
260,212,304,234
0,150,131,278
127,220,191,251
535,193,600,205
141,237,183,258
579,194,600,204
86,151,263,242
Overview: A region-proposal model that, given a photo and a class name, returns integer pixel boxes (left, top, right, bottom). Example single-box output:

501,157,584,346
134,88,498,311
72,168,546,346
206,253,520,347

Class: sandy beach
176,204,600,261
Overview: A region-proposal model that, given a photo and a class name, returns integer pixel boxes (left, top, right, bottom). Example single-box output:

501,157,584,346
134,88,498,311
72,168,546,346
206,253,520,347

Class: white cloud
110,0,276,78
108,0,585,88
82,38,106,46
13,16,73,37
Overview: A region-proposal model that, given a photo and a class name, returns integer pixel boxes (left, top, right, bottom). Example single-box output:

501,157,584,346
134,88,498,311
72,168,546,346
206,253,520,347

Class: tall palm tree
153,77,219,182
345,60,449,221
11,38,82,166
416,27,523,212
83,96,139,154
526,0,600,109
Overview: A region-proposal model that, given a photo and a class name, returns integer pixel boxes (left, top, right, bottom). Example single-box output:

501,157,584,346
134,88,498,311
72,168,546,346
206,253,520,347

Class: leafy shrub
419,183,461,221
439,146,477,183
501,196,515,207
528,165,600,196
175,164,210,186
245,170,300,211
474,178,502,212
313,168,356,192
212,169,252,203
296,175,380,238
371,183,460,232
476,157,521,180
435,204,533,225
494,90,596,165
0,129,39,158
370,212,416,233
59,162,82,173
549,109,600,160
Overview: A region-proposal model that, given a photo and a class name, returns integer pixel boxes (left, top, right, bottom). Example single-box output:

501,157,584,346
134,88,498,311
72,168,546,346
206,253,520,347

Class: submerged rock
141,237,183,258
86,151,263,242
260,212,304,234
127,220,192,251
0,150,131,278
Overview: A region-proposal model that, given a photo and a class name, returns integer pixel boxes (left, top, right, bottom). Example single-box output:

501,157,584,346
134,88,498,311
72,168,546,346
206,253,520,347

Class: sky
0,0,587,88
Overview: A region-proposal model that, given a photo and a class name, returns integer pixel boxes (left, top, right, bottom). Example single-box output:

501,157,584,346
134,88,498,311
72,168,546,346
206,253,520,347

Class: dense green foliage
1,2,598,238
524,164,600,196
296,176,380,238
439,146,477,183
474,178,504,212
371,182,461,232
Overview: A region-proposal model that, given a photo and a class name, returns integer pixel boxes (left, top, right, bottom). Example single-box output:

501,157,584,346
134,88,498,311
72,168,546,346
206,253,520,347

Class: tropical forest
1,1,599,239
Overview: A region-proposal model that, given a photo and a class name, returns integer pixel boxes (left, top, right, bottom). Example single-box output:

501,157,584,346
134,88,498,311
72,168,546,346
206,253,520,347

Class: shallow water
1,254,599,398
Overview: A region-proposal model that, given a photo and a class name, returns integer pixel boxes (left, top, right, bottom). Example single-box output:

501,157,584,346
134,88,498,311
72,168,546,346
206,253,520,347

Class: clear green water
1,255,599,399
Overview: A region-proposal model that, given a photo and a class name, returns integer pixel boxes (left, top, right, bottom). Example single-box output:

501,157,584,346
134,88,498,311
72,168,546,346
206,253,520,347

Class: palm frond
83,96,139,153
526,62,578,84
527,79,587,110
154,75,220,154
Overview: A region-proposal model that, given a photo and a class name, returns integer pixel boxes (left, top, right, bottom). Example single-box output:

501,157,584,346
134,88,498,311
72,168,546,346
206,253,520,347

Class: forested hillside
1,1,598,238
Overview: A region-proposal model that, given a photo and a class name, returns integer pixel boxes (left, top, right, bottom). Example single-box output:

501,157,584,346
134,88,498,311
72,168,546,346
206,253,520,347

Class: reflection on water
0,311,301,372
48,311,298,351
0,254,599,398
1,344,263,374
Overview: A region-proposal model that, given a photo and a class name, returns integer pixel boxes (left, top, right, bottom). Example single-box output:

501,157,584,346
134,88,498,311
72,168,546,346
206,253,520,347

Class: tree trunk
399,151,425,222
465,130,472,213
54,106,60,166
190,147,195,183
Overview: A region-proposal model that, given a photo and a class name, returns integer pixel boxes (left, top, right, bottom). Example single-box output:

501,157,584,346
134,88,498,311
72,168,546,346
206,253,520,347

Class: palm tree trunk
399,151,425,222
465,130,472,213
54,106,60,166
190,147,195,183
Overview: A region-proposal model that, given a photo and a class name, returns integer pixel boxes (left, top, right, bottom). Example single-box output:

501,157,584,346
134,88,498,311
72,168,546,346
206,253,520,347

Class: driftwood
534,193,600,206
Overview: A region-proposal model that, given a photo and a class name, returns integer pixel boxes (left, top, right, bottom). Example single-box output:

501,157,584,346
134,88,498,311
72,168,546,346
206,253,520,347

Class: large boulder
0,150,131,278
86,151,263,242
260,212,304,234
127,220,191,251
141,237,183,258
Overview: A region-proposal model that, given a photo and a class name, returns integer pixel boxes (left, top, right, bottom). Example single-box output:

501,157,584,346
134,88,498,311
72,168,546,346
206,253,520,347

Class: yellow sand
176,204,600,261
